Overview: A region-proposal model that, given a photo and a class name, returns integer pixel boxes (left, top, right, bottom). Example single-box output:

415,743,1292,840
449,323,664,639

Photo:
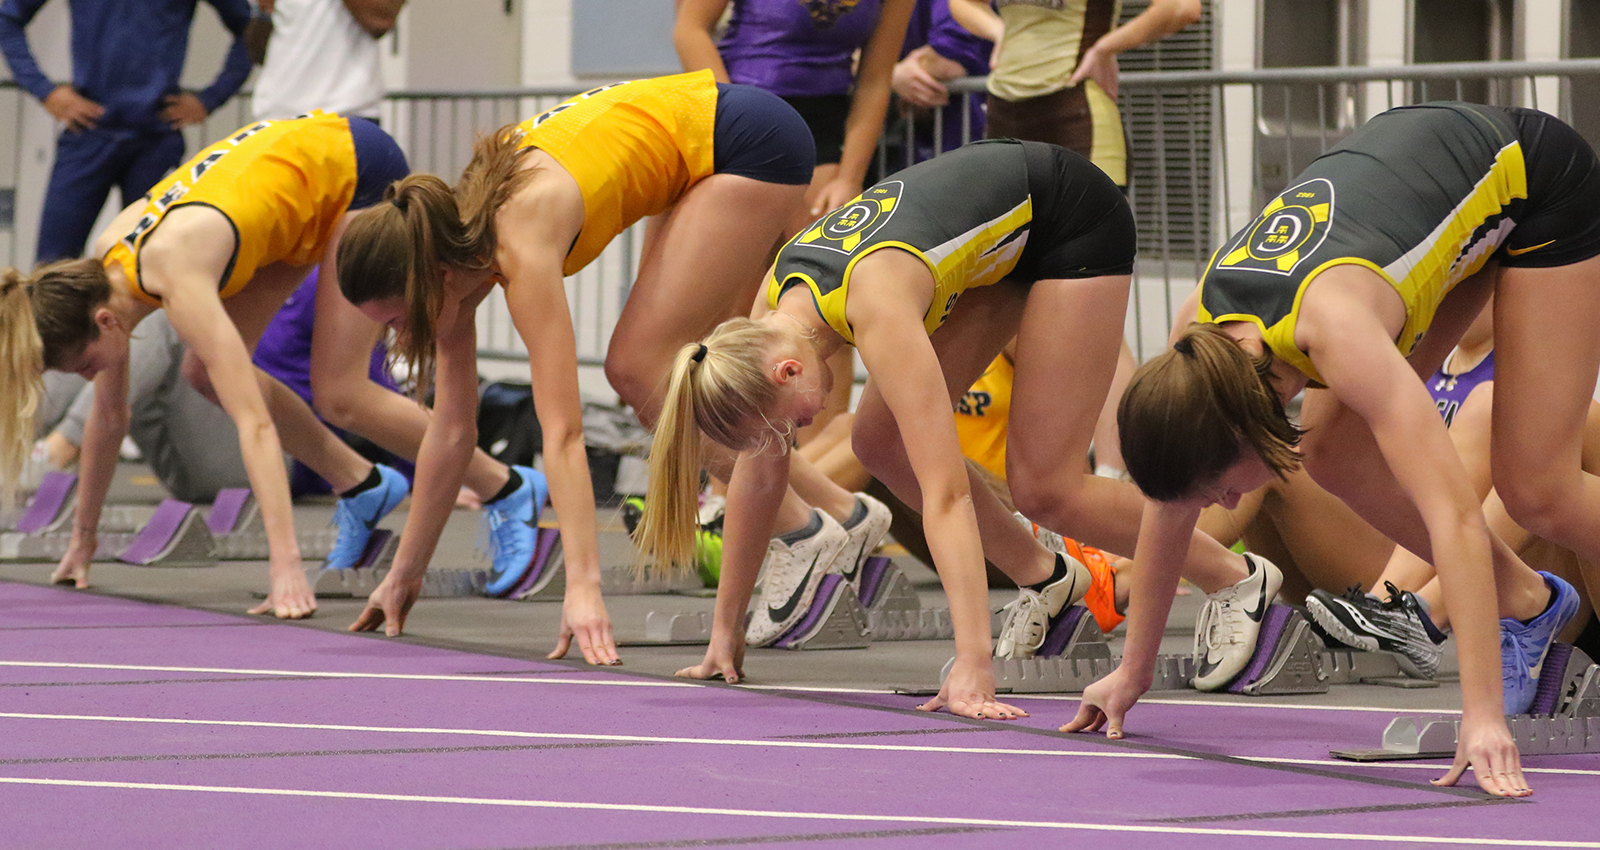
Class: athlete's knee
1496,469,1585,543
1008,471,1094,529
179,354,219,405
603,353,660,416
308,375,365,431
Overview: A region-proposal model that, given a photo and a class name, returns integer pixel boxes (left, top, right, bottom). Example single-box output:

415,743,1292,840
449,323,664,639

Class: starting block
1221,605,1434,696
771,574,871,650
206,489,341,561
116,499,216,567
1332,646,1600,760
11,471,76,534
988,606,1117,694
512,528,704,602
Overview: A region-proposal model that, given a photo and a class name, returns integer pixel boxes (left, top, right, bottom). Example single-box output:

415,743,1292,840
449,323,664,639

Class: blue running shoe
326,465,409,569
1502,571,1581,715
482,466,548,597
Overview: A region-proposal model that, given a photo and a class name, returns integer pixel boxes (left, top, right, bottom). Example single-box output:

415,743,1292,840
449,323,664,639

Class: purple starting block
117,499,215,567
14,471,76,535
854,556,894,608
771,574,870,650
206,488,253,537
1036,605,1093,658
1531,643,1575,716
504,527,562,598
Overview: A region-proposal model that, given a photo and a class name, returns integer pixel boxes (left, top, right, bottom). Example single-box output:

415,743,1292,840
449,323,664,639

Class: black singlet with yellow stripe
767,138,1134,345
1198,102,1600,384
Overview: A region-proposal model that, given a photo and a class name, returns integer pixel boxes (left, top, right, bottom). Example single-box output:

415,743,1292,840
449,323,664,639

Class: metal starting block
1219,605,1435,696
988,606,1117,694
771,574,870,650
510,528,703,601
1332,646,1600,761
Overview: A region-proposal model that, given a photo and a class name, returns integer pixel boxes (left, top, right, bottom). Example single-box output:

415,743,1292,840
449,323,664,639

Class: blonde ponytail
634,319,790,572
0,269,45,509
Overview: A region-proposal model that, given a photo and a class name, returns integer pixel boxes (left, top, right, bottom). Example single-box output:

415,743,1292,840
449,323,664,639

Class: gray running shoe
1305,582,1448,680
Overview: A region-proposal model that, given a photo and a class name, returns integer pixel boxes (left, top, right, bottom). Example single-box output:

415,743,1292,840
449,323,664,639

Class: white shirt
252,0,385,120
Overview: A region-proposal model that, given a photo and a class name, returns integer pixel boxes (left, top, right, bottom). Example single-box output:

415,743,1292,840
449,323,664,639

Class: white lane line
741,685,1464,716
5,711,1592,775
0,776,1589,847
1245,756,1600,777
0,660,694,687
0,712,1172,759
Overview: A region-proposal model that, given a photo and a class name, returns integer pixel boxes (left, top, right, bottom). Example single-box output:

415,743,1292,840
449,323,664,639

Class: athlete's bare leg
1008,276,1251,593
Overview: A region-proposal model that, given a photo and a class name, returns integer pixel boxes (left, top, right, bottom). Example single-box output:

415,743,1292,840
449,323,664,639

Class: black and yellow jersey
768,139,1135,345
1198,102,1600,384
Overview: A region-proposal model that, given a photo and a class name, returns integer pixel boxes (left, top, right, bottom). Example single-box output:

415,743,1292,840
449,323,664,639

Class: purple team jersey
720,0,883,97
1428,351,1494,427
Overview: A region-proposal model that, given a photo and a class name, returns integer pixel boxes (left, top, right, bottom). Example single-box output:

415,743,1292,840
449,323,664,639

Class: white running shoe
836,493,892,589
1192,554,1284,691
993,549,1093,659
745,510,851,647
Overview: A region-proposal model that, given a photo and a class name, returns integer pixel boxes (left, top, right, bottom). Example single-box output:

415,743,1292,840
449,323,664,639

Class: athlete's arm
813,0,917,216
143,214,314,619
846,255,1021,720
679,445,789,683
350,278,487,636
673,0,732,82
493,175,617,664
1068,0,1201,99
1064,497,1199,737
53,358,131,588
1300,279,1524,797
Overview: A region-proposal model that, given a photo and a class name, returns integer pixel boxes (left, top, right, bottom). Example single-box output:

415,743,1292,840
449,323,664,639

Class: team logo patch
796,182,901,255
1218,178,1334,276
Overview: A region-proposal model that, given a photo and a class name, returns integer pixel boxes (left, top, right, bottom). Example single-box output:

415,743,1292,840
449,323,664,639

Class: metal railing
6,58,1600,370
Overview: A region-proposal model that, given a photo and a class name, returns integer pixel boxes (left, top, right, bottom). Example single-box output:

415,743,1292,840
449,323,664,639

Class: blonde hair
634,318,789,571
0,260,112,507
1118,322,1303,502
337,174,489,396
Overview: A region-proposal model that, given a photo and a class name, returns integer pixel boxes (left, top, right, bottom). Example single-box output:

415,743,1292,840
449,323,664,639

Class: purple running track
0,581,1593,850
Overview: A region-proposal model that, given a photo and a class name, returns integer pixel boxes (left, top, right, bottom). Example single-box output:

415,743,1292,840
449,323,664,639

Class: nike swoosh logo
1506,239,1555,257
840,538,869,582
1245,559,1270,623
768,557,821,622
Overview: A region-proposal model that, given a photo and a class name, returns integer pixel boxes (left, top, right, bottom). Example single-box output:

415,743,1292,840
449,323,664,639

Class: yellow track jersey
105,112,359,306
514,71,720,276
1198,102,1528,384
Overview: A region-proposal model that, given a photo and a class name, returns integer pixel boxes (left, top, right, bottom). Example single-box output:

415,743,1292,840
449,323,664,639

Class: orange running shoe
1017,513,1123,633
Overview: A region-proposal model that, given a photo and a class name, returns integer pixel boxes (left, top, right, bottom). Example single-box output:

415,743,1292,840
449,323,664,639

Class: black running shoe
1305,582,1447,679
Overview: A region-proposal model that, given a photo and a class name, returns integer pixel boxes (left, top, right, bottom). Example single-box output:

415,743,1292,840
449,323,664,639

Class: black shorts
1498,106,1600,268
1011,140,1137,281
712,83,816,185
348,116,410,210
781,92,850,166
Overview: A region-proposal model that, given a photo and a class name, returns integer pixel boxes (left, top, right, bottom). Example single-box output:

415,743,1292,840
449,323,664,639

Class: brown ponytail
337,174,489,396
0,260,111,506
1117,322,1303,502
455,124,538,264
634,318,789,571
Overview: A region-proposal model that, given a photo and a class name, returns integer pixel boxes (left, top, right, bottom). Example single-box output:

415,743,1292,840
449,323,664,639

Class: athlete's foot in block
548,586,621,665
247,567,317,619
917,657,1027,720
676,634,746,683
